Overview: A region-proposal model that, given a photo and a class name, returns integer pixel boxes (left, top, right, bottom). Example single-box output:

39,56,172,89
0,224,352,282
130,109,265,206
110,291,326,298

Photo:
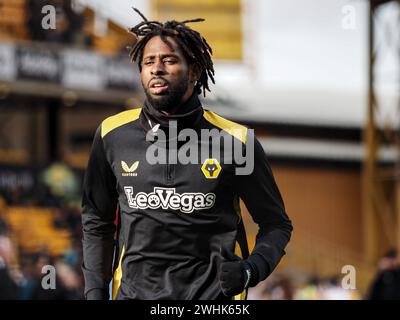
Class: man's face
140,35,198,113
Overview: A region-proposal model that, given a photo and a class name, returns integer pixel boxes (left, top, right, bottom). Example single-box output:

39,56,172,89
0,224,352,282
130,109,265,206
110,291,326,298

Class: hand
219,244,252,297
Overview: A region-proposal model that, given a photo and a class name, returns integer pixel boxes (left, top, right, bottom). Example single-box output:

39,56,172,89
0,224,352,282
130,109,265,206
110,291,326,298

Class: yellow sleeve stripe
101,108,142,138
112,245,125,300
203,110,248,144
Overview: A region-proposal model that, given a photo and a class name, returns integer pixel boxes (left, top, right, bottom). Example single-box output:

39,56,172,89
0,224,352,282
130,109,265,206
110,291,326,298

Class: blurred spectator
0,220,19,299
263,274,294,300
54,260,84,299
27,0,91,47
4,186,24,206
249,272,362,300
368,249,400,300
319,276,360,300
248,272,295,300
36,185,61,208
294,275,361,300
29,254,68,299
18,254,37,300
0,171,85,299
294,276,321,300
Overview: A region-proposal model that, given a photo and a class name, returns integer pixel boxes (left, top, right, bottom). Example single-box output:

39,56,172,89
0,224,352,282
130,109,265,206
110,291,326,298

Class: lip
149,78,168,95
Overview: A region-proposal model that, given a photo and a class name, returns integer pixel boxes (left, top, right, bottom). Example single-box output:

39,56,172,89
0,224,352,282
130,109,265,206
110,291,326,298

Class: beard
143,75,189,113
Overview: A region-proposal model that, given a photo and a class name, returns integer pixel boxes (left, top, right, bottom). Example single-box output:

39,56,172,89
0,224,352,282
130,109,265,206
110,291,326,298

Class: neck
141,92,203,135
161,91,195,115
147,92,199,116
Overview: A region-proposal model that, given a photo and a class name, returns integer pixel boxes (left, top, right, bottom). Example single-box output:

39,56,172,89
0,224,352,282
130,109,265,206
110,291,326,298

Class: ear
189,63,201,83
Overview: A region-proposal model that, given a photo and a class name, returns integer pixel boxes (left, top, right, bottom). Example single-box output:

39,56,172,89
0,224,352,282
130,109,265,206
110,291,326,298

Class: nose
150,60,165,75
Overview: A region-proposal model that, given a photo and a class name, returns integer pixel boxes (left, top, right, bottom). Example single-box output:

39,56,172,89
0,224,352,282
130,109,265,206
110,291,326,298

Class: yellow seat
1,206,72,257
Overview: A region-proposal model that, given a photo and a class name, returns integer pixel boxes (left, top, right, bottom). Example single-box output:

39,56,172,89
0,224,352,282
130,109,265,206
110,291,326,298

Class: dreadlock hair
127,8,215,96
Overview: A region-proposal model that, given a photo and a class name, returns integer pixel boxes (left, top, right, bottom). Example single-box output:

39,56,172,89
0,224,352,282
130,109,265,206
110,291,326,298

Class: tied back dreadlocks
128,8,215,96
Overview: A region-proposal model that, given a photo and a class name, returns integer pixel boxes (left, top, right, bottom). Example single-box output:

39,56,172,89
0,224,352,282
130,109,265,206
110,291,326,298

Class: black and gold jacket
81,94,293,300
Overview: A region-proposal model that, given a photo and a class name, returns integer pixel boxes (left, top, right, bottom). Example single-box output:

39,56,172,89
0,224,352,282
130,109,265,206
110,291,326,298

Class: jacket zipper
166,145,174,184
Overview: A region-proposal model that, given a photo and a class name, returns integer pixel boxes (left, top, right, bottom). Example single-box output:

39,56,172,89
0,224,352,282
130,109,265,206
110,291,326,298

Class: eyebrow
142,53,180,60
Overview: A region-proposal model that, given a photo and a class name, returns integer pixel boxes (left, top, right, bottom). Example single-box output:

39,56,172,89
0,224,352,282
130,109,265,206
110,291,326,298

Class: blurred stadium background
0,0,399,300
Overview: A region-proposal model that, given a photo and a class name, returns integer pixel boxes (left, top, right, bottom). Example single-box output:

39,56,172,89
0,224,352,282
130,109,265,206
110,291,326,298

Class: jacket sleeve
81,125,118,299
233,130,293,286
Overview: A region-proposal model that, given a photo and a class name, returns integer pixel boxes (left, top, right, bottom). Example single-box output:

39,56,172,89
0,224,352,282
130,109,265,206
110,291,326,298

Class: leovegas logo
121,161,139,177
124,186,216,214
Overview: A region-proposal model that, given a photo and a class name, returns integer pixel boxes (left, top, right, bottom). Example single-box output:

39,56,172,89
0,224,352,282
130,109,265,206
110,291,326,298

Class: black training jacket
81,94,293,300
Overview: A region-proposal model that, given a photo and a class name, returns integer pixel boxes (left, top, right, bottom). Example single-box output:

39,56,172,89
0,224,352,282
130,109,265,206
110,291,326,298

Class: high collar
139,93,204,139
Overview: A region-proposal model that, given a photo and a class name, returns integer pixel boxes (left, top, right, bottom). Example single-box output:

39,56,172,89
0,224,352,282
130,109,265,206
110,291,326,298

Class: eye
143,60,153,66
164,58,177,64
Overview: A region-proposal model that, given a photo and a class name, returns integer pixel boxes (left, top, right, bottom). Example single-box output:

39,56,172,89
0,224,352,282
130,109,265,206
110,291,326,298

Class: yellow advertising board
152,0,242,61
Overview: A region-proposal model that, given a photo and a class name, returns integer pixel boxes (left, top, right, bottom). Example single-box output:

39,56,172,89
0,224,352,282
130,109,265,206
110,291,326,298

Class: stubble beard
143,75,190,113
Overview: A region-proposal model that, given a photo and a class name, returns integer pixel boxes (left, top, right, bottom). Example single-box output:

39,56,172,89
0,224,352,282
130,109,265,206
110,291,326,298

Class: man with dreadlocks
81,8,292,300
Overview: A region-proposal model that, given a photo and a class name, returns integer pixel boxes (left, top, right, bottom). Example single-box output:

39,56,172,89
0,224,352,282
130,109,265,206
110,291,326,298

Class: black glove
219,244,253,297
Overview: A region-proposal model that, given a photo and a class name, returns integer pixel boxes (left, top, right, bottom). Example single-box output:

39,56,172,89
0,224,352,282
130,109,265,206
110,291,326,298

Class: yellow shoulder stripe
203,110,247,144
101,108,141,138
